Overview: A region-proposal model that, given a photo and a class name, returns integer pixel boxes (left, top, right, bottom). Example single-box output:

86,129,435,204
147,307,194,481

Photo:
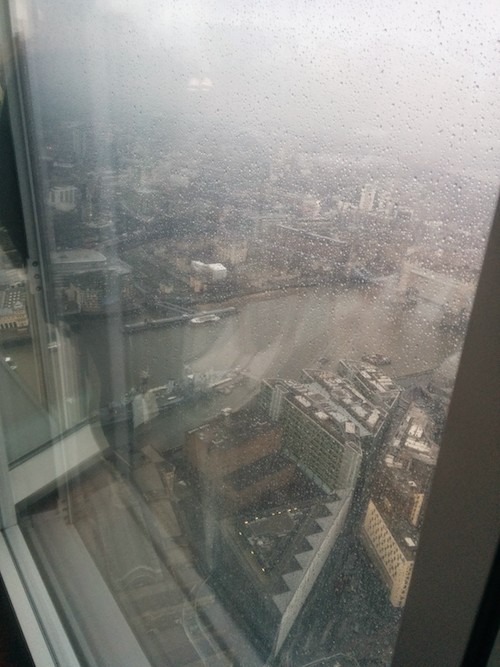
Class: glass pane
3,0,499,665
0,38,54,466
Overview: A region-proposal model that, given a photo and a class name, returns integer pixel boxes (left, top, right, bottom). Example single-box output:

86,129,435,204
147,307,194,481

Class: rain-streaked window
1,1,499,665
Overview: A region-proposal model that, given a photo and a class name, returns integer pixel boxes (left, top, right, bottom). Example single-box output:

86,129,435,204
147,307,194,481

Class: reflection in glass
2,0,499,665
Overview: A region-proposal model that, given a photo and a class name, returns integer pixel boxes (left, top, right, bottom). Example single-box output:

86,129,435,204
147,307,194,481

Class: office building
337,359,401,412
361,498,417,607
360,402,438,607
185,407,283,501
51,249,135,314
182,375,365,658
259,378,362,493
218,488,352,656
0,285,28,331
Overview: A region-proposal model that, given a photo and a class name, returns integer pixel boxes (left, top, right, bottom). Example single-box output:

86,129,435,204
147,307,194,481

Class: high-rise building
260,379,362,493
180,374,366,658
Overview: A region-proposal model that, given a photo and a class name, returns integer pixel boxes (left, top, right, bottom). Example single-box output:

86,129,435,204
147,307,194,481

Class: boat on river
190,314,221,325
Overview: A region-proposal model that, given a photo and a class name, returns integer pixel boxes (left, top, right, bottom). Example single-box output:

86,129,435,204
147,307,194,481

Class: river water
79,280,462,450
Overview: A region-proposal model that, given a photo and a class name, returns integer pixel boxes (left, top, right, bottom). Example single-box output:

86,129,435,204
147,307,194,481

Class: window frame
391,194,500,667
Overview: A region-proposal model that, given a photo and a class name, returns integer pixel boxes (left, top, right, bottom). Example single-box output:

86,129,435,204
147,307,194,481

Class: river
78,280,462,451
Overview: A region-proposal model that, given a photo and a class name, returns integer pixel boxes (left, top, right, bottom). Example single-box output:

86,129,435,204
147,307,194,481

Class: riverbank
198,280,355,312
81,281,461,408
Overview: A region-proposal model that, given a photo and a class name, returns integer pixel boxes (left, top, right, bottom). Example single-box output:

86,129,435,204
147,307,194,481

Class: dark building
181,373,368,658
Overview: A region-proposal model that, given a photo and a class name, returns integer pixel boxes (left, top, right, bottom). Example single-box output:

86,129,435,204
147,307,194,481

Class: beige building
0,287,29,331
361,499,416,607
0,305,29,330
0,306,29,330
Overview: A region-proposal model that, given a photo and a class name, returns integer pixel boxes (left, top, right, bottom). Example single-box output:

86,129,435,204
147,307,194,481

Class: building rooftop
303,369,388,436
187,407,276,452
265,378,364,449
0,269,25,288
338,359,401,407
224,453,292,492
370,496,419,560
277,224,348,245
302,656,360,667
0,287,26,314
388,403,438,466
378,462,428,497
51,251,131,278
221,489,348,605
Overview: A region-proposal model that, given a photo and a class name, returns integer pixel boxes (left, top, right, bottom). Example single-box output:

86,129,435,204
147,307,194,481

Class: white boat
190,313,221,325
5,356,17,370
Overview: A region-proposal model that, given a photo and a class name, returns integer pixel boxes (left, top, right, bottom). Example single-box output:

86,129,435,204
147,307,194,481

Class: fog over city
19,0,500,180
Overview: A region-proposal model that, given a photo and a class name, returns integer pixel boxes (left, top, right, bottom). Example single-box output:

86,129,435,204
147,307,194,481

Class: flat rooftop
304,369,388,435
379,463,428,496
221,487,346,602
388,403,438,465
278,224,348,245
265,378,364,449
0,286,26,314
225,453,292,492
370,497,419,560
188,407,277,452
339,359,401,404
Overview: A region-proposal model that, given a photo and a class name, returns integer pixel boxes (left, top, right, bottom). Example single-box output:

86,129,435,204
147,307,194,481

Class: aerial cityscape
1,1,499,666
0,106,489,666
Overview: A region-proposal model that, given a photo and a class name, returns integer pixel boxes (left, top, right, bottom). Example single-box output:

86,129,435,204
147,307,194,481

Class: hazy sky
12,0,500,180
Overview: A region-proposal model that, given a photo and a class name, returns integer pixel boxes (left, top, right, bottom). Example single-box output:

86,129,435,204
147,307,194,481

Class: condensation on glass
1,1,499,665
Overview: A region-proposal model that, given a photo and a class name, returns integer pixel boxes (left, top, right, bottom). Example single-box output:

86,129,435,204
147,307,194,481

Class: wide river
78,281,463,450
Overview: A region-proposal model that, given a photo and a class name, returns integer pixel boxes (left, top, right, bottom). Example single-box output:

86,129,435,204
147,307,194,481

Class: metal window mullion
392,195,500,667
3,2,61,419
3,526,82,667
0,408,16,529
0,531,57,667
